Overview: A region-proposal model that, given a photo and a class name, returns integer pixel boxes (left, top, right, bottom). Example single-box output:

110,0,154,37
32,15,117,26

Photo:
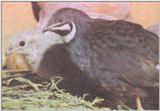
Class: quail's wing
89,20,159,89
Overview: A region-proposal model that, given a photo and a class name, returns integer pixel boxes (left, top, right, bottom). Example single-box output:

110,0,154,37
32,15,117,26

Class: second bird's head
6,8,91,72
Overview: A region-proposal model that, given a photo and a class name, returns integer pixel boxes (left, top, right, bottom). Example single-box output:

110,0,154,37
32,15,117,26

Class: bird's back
91,20,158,86
73,19,159,96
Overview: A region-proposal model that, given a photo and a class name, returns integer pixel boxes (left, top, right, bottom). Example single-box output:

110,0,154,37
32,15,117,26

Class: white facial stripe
51,23,71,31
63,23,76,43
49,22,62,29
48,22,76,44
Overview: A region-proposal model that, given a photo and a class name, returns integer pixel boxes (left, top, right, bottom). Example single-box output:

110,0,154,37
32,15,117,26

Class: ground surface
2,72,111,111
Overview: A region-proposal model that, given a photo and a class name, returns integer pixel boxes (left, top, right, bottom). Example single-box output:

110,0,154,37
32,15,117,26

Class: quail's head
43,8,92,43
6,31,64,72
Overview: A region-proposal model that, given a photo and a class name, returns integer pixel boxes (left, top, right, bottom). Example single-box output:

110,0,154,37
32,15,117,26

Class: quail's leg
136,96,144,110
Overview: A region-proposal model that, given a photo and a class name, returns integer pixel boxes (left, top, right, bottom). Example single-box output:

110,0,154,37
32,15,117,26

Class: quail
7,8,159,110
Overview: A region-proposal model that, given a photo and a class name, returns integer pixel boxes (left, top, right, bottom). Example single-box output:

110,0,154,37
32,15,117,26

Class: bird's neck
66,27,95,78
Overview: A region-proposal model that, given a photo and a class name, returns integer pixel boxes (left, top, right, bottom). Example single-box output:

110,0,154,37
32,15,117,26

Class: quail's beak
42,26,49,33
5,47,18,56
5,48,13,56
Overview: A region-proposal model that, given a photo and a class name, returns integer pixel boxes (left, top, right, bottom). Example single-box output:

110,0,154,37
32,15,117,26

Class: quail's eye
19,41,25,46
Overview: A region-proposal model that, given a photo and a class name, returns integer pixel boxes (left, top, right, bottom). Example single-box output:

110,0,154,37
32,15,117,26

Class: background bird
6,8,159,110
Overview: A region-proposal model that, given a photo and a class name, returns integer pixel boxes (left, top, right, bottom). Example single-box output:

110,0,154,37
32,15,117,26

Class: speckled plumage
44,8,159,109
